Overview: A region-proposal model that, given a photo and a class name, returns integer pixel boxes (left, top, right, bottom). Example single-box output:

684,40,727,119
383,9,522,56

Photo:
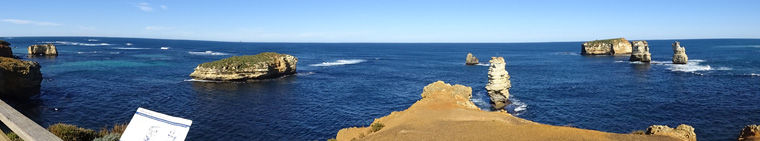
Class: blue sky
1,0,758,42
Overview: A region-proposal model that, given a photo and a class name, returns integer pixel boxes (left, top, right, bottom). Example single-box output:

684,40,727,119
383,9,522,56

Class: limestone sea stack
485,57,511,110
0,40,13,58
581,38,632,55
0,57,43,99
28,43,58,55
465,53,478,65
645,125,697,141
739,125,760,141
672,41,688,64
333,81,686,141
189,52,297,81
629,40,651,62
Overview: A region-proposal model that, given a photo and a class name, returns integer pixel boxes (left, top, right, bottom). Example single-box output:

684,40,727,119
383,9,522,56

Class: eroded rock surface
0,40,13,58
645,124,697,141
465,53,479,65
581,38,632,55
485,57,511,110
672,41,688,64
629,40,651,62
739,125,760,141
28,43,58,55
0,57,42,98
189,52,297,81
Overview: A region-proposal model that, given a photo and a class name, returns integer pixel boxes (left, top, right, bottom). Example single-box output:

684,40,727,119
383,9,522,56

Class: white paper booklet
120,107,193,141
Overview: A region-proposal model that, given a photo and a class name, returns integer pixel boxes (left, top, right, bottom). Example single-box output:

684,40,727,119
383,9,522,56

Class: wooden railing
0,99,62,141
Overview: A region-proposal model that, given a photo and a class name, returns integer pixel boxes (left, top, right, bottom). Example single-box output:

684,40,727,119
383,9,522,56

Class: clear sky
1,0,758,42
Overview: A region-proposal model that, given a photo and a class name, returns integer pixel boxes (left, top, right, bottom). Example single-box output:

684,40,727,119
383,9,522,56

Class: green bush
98,123,127,137
370,122,385,132
198,52,284,69
6,132,22,141
93,133,121,141
47,123,98,141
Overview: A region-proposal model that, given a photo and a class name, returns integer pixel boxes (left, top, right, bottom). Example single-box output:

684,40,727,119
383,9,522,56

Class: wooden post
0,100,61,141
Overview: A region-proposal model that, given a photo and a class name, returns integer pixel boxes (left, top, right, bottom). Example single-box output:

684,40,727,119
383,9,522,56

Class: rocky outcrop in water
581,38,632,55
0,40,13,58
333,81,684,141
189,52,297,81
485,57,511,110
645,124,697,141
0,57,43,98
630,41,651,62
28,43,58,55
465,53,479,65
739,125,760,141
672,41,688,64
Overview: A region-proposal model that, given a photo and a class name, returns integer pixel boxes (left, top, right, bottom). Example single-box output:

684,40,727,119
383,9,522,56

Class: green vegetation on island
198,52,285,69
586,38,627,45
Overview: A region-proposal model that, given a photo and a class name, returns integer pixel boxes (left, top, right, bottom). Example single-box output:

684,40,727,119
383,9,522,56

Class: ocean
2,37,759,140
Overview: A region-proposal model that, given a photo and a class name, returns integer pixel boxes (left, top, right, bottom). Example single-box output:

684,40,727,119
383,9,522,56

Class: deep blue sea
2,37,759,140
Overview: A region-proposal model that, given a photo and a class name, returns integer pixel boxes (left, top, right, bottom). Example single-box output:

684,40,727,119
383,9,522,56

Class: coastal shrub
47,123,98,141
631,130,646,135
370,122,385,132
5,132,22,141
198,52,283,69
98,123,127,137
93,133,121,141
586,38,626,45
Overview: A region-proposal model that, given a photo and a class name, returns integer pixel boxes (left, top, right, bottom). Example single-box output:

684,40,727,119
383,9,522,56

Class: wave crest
309,59,366,67
188,51,230,55
41,41,112,46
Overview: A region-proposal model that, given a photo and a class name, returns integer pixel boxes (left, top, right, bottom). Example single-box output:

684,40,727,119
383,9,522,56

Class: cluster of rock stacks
645,124,697,141
189,52,297,81
672,41,689,64
581,38,632,55
739,125,760,141
629,40,651,62
0,40,13,58
485,57,511,110
28,43,58,55
465,53,478,65
0,56,43,99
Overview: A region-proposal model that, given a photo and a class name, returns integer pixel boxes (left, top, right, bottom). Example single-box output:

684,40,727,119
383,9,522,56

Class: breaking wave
87,39,98,41
297,72,316,76
183,79,224,83
77,51,102,54
41,41,113,46
717,45,760,48
664,59,731,72
188,51,230,55
113,47,149,50
506,98,527,115
309,59,366,67
160,47,171,50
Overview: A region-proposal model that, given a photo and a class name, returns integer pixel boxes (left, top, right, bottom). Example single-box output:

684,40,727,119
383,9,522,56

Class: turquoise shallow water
2,37,760,140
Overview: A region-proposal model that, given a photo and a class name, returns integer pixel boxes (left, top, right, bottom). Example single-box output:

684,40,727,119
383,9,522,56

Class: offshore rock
0,57,43,99
672,41,688,64
645,124,697,141
581,38,632,55
189,52,297,81
629,40,651,62
28,43,58,55
333,81,684,141
0,40,13,58
465,53,479,65
739,124,760,141
485,57,510,110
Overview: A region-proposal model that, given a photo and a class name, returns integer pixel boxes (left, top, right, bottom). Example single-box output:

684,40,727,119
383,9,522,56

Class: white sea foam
109,52,121,54
475,63,490,66
309,59,366,67
507,98,527,114
125,43,133,46
717,45,760,48
87,39,98,41
750,73,760,77
113,47,149,50
183,79,224,83
77,51,102,54
629,61,645,64
188,51,230,55
160,47,170,50
41,41,113,46
614,61,625,63
297,72,316,76
667,64,712,72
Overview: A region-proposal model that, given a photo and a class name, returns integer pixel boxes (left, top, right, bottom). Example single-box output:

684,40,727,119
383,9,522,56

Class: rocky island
333,81,693,141
28,43,58,55
485,57,511,110
629,40,651,62
581,38,632,55
672,41,688,64
0,40,13,58
0,57,43,98
465,53,478,65
189,52,297,81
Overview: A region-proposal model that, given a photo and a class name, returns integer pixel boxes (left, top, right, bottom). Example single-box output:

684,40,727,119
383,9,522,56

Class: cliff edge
334,81,685,141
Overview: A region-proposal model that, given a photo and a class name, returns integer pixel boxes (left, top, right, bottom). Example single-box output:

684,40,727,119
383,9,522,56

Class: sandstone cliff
333,81,685,141
485,57,510,110
581,38,632,55
739,125,760,141
0,57,43,98
645,125,697,141
0,40,13,58
672,41,688,64
629,40,651,62
28,43,58,55
189,52,297,81
465,53,478,65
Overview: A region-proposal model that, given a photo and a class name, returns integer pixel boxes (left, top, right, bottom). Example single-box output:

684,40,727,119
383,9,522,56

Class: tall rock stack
485,57,511,110
465,53,479,65
0,40,13,58
672,41,689,64
629,40,651,62
28,43,58,55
